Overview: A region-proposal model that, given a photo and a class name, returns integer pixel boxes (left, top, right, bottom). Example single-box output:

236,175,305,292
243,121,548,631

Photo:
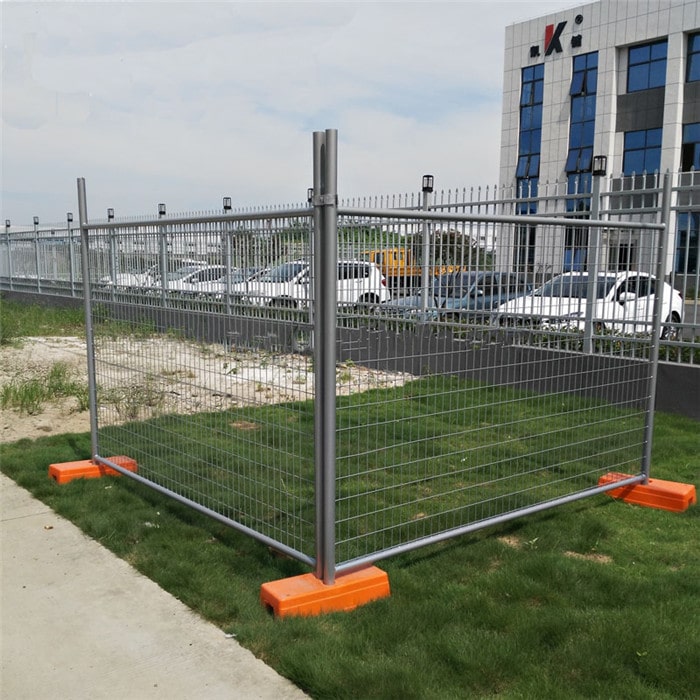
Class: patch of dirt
1,336,415,443
564,551,613,564
1,337,91,443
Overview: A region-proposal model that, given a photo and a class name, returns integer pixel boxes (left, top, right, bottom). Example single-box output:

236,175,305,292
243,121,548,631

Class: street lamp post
583,155,607,354
420,175,434,315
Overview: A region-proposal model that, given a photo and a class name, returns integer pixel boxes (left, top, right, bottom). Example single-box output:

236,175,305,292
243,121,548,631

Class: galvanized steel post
312,129,338,585
641,172,672,482
67,213,76,296
583,172,603,354
421,175,434,314
33,216,41,294
77,178,100,460
5,225,14,291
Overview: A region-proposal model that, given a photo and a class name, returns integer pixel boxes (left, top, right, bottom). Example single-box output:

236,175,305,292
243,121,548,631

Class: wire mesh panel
89,211,320,562
331,209,662,571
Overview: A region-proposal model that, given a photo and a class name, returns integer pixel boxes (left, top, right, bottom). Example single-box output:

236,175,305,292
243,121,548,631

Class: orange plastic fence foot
598,472,697,513
260,566,390,618
48,456,138,484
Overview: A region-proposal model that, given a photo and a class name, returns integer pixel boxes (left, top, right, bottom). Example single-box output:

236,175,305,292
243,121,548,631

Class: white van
243,260,391,309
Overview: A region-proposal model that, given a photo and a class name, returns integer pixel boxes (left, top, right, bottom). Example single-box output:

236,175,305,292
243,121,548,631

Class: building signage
545,21,567,55
530,14,583,58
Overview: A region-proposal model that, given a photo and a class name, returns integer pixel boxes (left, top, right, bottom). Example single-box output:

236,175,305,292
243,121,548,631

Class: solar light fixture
5,219,10,230
33,216,39,225
67,213,73,223
107,208,114,221
158,203,166,217
422,174,434,193
223,196,232,211
307,187,314,204
592,155,608,176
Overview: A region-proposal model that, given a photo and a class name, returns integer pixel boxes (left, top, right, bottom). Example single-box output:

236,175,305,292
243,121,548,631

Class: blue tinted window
566,53,597,175
623,128,662,175
624,151,645,174
569,124,584,148
675,213,699,274
579,148,592,171
681,122,700,170
688,32,700,82
528,155,540,177
516,156,529,178
646,128,663,147
625,130,647,149
570,71,585,95
650,41,667,60
517,64,543,213
628,39,667,91
684,122,700,142
629,44,650,64
565,147,593,173
565,149,580,172
627,64,648,91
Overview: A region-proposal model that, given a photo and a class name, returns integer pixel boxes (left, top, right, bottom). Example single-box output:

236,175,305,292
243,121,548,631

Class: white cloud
2,0,572,225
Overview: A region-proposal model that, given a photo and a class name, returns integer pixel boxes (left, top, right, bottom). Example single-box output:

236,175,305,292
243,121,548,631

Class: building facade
498,0,699,283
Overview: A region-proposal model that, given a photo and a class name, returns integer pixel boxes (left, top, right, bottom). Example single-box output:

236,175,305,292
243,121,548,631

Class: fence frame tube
313,129,339,585
641,172,672,482
77,178,100,459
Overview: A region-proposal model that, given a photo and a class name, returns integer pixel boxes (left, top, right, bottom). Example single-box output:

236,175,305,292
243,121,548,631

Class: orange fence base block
598,472,697,513
260,566,390,618
49,456,138,485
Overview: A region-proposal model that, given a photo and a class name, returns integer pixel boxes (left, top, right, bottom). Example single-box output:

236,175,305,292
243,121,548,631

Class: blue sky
2,1,574,226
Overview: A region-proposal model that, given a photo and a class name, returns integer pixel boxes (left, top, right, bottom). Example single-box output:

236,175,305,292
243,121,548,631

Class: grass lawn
1,418,698,698
2,298,699,698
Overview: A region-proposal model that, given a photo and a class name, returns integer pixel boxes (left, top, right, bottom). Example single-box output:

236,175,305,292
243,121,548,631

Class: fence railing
2,170,697,365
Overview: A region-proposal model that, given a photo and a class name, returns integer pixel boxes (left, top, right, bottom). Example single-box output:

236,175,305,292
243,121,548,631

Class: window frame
622,127,663,176
687,32,700,83
627,39,668,92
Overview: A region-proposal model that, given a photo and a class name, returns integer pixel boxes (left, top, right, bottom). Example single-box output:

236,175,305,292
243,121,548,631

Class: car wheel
356,294,380,313
661,312,681,341
269,297,297,308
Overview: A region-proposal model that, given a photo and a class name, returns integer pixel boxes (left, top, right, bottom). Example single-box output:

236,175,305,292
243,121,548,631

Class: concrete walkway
0,474,308,699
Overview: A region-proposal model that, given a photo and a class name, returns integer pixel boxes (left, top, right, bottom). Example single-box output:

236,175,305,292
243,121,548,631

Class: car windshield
534,275,617,300
165,265,203,282
258,262,306,283
228,270,249,283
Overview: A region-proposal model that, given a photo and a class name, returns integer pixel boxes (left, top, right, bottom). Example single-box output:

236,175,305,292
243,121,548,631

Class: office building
498,0,699,283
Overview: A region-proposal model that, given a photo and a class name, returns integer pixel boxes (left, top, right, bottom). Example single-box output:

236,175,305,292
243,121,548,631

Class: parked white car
99,259,207,288
195,268,263,298
243,260,391,308
163,265,227,293
493,271,684,338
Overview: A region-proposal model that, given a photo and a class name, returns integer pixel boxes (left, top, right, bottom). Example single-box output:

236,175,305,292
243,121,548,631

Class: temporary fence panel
84,202,321,566
329,194,668,572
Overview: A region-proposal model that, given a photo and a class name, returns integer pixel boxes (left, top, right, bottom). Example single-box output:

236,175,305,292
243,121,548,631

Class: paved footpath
0,474,308,700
